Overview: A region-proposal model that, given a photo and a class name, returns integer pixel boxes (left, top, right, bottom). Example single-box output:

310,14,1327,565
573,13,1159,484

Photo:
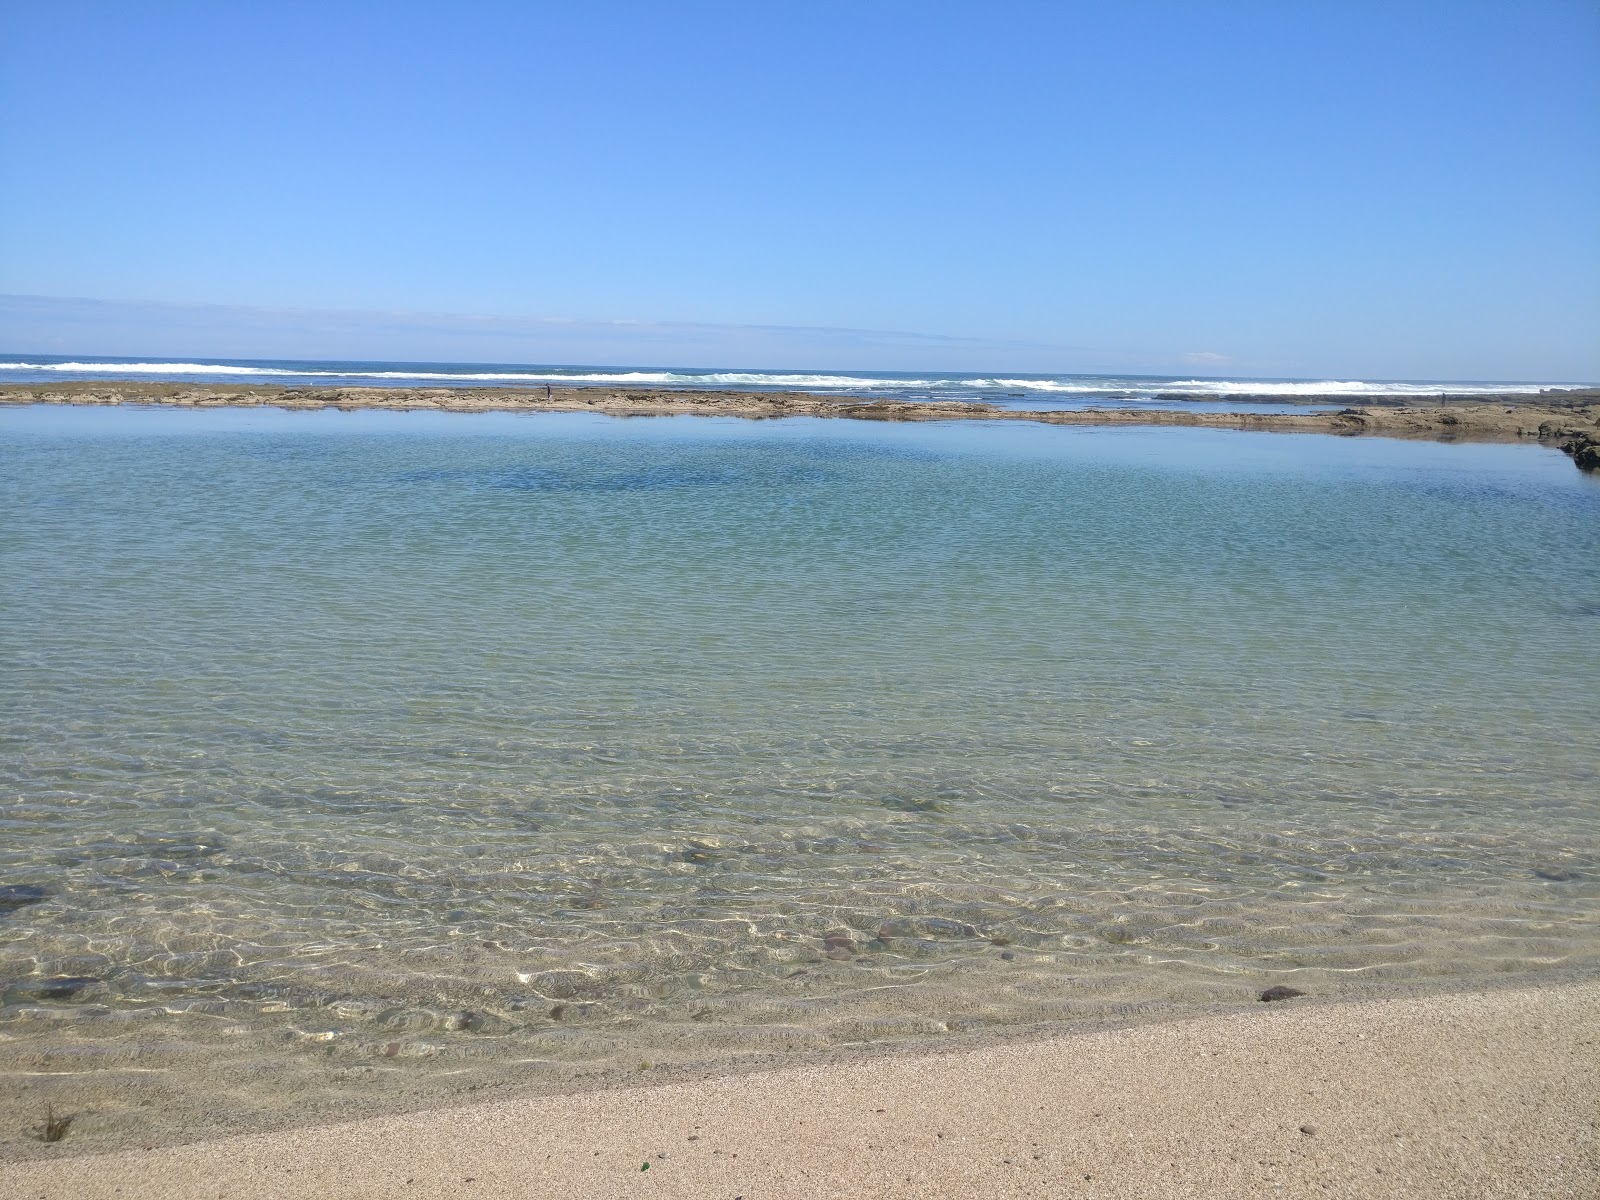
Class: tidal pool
2,406,1596,1151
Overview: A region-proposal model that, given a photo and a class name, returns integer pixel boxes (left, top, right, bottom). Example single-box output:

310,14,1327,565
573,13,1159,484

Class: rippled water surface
2,406,1597,1150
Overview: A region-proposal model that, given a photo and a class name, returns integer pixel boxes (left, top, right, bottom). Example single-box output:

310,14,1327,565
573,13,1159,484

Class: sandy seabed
3,982,1593,1200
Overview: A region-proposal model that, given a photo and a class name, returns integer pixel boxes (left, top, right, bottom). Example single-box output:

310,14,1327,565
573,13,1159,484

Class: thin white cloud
0,294,1090,370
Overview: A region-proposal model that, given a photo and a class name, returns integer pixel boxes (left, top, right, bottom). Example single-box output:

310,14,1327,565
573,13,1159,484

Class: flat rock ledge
4,382,1598,471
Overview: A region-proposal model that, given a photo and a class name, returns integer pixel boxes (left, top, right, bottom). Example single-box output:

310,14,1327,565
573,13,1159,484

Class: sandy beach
3,982,1593,1200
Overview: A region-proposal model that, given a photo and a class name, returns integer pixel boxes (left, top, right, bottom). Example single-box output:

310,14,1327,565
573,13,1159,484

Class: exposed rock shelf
4,382,1597,470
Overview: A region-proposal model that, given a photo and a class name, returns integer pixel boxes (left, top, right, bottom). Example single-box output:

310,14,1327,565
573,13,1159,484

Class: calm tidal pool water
2,406,1597,1149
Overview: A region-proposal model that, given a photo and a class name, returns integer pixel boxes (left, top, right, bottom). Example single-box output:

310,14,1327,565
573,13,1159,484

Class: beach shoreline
4,980,1594,1198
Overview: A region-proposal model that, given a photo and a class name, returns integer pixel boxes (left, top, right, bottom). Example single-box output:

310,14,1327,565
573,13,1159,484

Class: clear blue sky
2,1,1597,379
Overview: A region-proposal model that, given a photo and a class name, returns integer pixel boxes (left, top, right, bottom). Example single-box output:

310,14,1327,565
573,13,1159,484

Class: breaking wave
1155,379,1574,396
1,360,1588,397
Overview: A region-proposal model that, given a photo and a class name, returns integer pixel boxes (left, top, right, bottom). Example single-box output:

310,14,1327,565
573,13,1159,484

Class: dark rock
1259,986,1307,1002
1300,1124,1317,1136
0,885,47,910
922,918,979,938
1559,432,1600,472
22,976,101,1002
883,794,951,814
999,951,1016,961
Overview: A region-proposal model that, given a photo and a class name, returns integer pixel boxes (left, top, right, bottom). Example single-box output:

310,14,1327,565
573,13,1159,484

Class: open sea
3,353,1593,412
1,400,1597,1152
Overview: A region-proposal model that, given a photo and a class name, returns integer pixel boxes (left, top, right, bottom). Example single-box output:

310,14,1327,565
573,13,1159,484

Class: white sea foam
0,361,310,376
1156,379,1571,396
675,372,925,388
0,361,910,387
0,361,684,384
967,378,1117,393
361,370,681,383
348,370,934,387
0,361,1586,396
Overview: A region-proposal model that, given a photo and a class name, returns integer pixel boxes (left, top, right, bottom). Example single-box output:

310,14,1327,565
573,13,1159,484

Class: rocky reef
4,381,1598,470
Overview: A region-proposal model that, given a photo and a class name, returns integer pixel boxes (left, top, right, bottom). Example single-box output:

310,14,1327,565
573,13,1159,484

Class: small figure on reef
37,1103,71,1143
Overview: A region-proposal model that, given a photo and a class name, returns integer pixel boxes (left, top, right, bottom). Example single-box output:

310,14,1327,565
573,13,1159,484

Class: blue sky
2,1,1597,379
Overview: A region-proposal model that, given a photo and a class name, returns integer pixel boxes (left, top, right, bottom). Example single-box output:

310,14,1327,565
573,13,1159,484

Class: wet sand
4,982,1594,1199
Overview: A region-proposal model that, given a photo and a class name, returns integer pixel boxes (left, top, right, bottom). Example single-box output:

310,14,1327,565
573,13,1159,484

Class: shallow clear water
2,406,1597,1148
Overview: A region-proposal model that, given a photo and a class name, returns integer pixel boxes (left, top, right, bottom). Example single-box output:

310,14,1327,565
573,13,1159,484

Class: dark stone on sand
1300,1124,1317,1136
23,977,101,1001
1534,866,1578,882
0,885,47,910
1260,986,1307,1002
999,951,1016,961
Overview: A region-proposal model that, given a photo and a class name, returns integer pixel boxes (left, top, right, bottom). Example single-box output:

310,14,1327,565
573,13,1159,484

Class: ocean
3,353,1592,412
1,400,1596,1151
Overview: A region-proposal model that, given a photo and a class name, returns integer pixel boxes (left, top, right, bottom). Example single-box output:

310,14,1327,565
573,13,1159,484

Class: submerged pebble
1259,986,1307,1003
0,884,47,910
15,976,102,1002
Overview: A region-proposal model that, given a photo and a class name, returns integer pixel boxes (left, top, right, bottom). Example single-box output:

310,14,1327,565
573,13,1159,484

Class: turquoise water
2,406,1597,1148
